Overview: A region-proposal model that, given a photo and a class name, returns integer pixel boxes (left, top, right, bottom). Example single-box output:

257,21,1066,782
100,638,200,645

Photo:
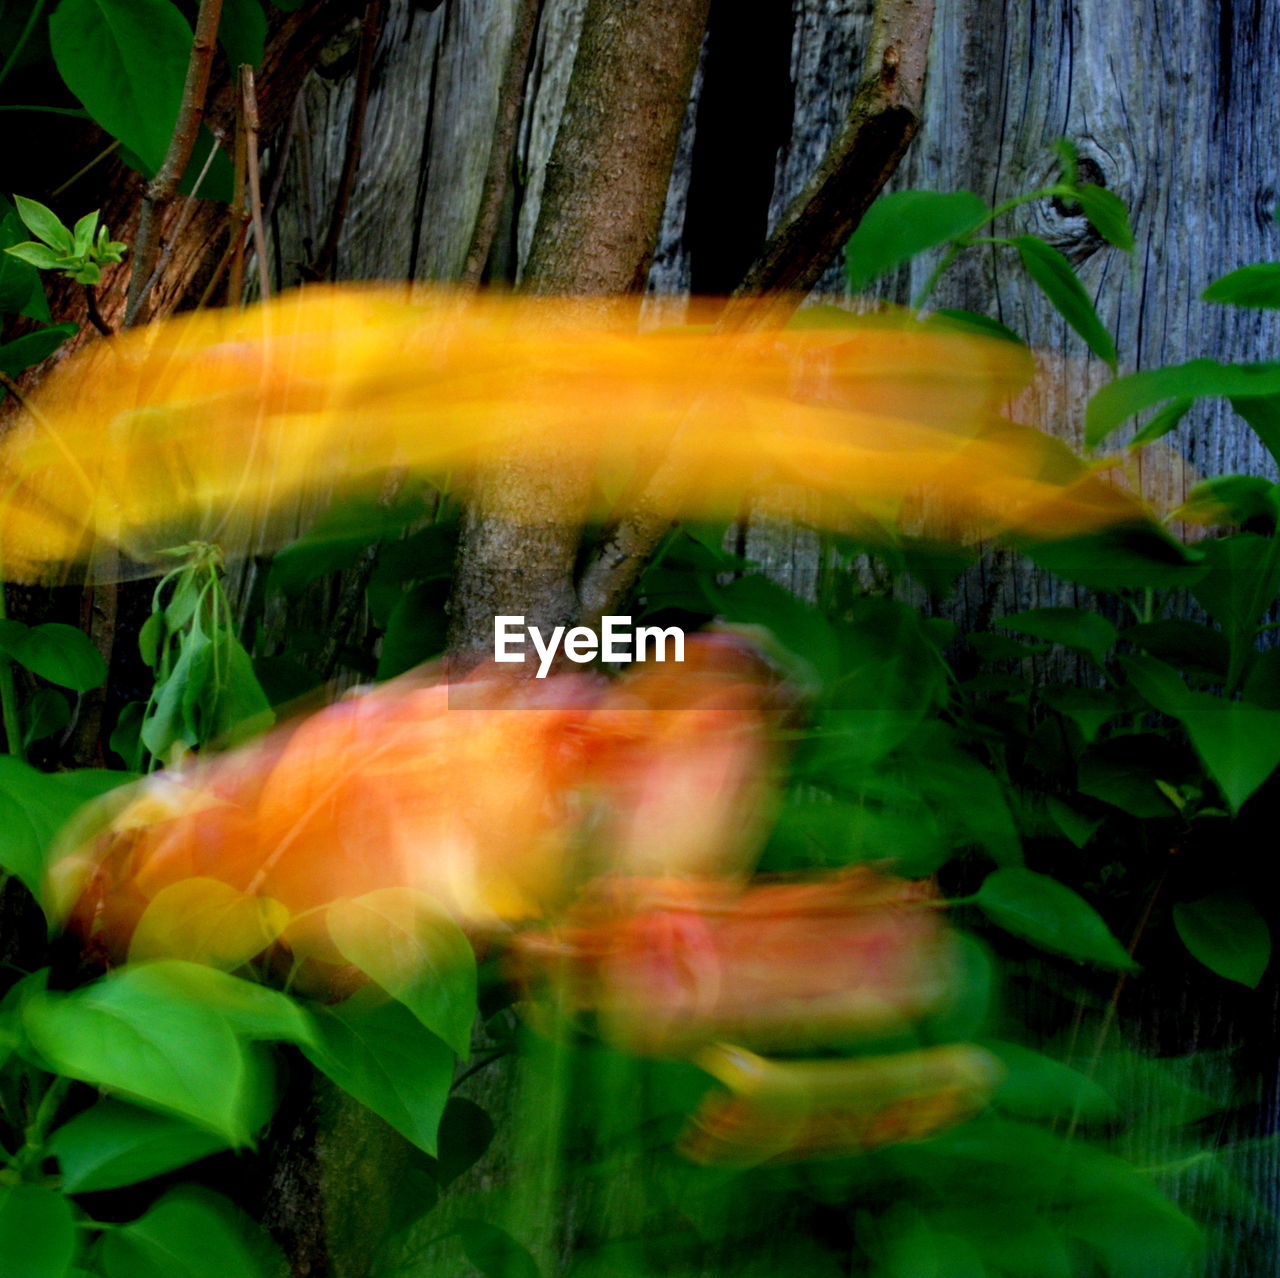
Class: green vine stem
0,585,25,761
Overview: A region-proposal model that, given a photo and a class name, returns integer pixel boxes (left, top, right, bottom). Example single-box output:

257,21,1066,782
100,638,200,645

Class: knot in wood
881,45,900,83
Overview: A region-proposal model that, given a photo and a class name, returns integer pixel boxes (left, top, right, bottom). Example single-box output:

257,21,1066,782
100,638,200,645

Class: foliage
0,9,1276,1266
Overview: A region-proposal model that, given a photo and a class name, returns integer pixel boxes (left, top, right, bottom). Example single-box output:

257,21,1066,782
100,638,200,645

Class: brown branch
125,0,224,327
82,285,112,338
729,0,934,305
459,0,543,287
241,66,271,302
448,0,712,651
310,0,383,281
227,89,250,306
576,0,935,621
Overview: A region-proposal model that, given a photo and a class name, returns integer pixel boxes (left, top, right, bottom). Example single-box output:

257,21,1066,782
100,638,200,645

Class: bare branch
241,66,271,302
459,0,543,287
125,0,224,326
731,0,934,302
82,285,112,338
576,0,935,620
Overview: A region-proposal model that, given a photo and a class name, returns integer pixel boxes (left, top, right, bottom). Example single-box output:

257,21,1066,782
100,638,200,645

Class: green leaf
1244,648,1280,709
1019,524,1206,593
1174,892,1271,988
1176,474,1280,527
432,1097,496,1189
13,195,72,252
1129,396,1194,447
301,989,455,1155
49,1099,229,1193
130,880,289,970
22,968,256,1144
974,867,1136,969
455,1219,541,1278
1001,607,1117,665
1039,686,1124,744
845,190,987,290
1053,138,1079,187
0,322,78,377
0,757,131,901
71,210,98,257
375,579,449,681
0,1182,78,1278
109,701,147,771
219,0,267,71
1203,262,1280,309
4,241,65,270
141,631,210,758
1125,619,1229,679
327,889,476,1056
1231,393,1280,468
120,960,316,1047
195,634,275,747
1072,184,1134,251
1177,692,1280,814
100,1188,281,1278
1005,236,1116,368
985,1040,1116,1121
49,0,192,175
1077,738,1181,818
0,621,106,691
713,575,841,687
23,687,72,748
1191,534,1280,639
1044,797,1101,849
267,489,436,597
0,211,51,315
1117,653,1188,716
926,308,1027,346
1085,359,1280,448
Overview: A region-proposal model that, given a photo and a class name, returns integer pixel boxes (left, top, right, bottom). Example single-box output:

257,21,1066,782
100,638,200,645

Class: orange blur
511,869,952,1056
49,636,776,983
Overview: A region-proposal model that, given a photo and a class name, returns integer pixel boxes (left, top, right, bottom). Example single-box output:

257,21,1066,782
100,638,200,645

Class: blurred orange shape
513,868,953,1056
679,1042,1004,1165
50,637,776,984
0,286,1165,583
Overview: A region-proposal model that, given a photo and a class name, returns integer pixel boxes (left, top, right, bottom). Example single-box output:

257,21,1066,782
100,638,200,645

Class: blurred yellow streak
0,287,1155,581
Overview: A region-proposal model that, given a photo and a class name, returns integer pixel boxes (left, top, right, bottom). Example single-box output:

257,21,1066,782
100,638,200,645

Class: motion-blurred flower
0,287,1159,583
679,1041,1004,1166
512,867,954,1056
49,637,776,989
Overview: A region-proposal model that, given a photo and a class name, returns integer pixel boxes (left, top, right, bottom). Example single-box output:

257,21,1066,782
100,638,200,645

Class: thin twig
459,0,543,287
137,134,224,307
311,0,383,280
228,87,250,306
125,0,224,326
575,0,935,619
51,139,121,198
83,285,112,338
1062,864,1171,1142
0,370,43,422
241,66,272,302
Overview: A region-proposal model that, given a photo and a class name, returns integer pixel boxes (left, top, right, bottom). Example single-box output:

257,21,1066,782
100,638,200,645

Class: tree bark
446,0,712,650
